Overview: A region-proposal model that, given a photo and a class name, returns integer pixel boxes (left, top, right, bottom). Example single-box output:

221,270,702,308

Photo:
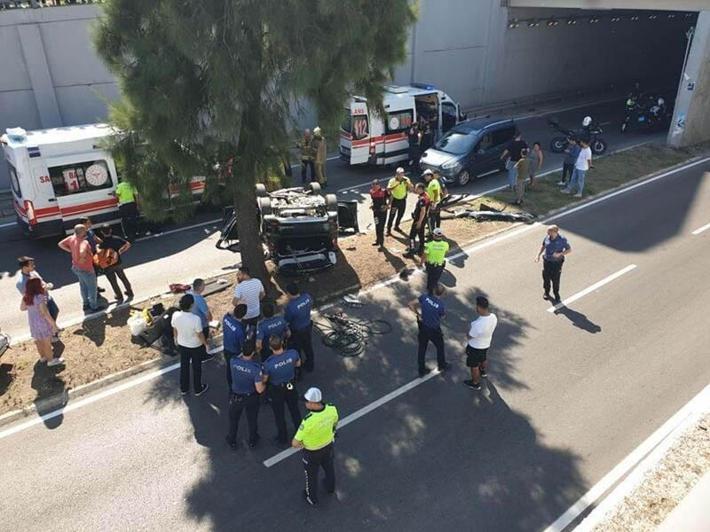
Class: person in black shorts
463,296,498,391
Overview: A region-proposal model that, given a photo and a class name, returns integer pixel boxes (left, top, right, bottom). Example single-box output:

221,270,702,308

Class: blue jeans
71,266,98,309
506,160,517,188
569,168,586,195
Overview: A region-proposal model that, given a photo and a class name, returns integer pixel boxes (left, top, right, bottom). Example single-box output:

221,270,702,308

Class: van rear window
7,162,21,197
386,110,413,134
48,160,113,197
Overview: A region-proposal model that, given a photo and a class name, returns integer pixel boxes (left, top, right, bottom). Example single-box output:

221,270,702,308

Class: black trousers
269,385,302,442
387,198,407,231
408,221,426,254
427,208,441,233
291,324,315,371
425,262,445,293
104,264,133,298
224,350,237,388
561,163,574,184
119,202,139,240
301,160,315,183
303,443,335,503
227,393,260,445
179,345,205,393
542,259,564,298
374,211,387,245
417,322,446,373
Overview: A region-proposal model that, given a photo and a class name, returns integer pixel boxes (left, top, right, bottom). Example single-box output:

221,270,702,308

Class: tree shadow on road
139,276,584,531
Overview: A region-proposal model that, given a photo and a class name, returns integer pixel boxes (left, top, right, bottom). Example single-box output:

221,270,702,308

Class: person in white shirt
463,296,498,391
232,266,265,326
563,138,593,198
172,294,209,396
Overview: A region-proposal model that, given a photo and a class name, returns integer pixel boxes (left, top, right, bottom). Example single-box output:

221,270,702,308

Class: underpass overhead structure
508,0,710,10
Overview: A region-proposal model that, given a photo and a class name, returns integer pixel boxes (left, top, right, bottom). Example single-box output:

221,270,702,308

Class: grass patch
487,143,707,216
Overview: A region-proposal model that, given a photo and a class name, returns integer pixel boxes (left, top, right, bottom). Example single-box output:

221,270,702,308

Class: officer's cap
433,228,444,238
422,169,433,176
304,387,322,402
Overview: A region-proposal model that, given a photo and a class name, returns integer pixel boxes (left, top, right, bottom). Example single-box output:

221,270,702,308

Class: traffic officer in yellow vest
423,227,449,293
115,180,139,240
292,387,339,506
386,167,412,235
423,169,443,234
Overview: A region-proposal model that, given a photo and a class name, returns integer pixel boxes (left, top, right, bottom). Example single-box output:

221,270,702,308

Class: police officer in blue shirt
223,304,251,388
256,301,290,362
285,283,315,372
226,341,265,449
408,283,449,377
262,336,302,445
535,224,572,303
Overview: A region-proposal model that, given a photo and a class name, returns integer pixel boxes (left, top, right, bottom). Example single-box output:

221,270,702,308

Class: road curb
2,150,708,431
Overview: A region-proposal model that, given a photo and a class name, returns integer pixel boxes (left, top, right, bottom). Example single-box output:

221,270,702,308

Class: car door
489,126,516,170
466,132,497,176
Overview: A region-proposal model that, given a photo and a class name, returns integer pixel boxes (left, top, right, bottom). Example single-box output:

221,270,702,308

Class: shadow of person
30,360,67,429
380,245,406,272
0,363,15,396
553,306,602,334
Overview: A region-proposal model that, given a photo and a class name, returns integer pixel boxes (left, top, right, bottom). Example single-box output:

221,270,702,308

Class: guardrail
1,0,104,9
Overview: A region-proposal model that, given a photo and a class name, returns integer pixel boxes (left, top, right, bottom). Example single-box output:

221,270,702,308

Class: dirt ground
591,414,710,532
1,142,707,416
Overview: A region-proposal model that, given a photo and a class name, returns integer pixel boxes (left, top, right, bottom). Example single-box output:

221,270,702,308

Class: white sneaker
573,193,582,198
556,181,566,186
47,357,65,367
561,189,572,194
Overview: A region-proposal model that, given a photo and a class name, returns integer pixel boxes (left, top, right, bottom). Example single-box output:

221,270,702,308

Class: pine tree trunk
233,172,269,285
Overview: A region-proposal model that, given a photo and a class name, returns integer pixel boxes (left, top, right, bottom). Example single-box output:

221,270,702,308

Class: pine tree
94,0,416,281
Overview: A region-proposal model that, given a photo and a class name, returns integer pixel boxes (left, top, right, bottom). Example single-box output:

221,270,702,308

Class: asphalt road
0,96,666,339
1,157,708,531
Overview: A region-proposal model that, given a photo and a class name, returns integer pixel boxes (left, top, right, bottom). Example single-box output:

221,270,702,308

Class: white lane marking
135,218,221,242
0,221,17,229
574,398,707,532
2,156,707,437
543,384,709,532
546,265,637,312
691,222,710,235
0,362,181,441
263,369,441,468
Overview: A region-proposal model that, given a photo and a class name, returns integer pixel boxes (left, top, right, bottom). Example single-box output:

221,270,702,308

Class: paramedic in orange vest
115,180,139,240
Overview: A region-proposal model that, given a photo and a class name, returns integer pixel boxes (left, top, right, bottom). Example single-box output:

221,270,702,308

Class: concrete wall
0,2,695,188
668,11,710,147
394,1,690,109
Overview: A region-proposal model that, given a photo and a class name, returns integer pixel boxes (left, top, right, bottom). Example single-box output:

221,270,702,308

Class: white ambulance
1,124,205,238
339,84,465,166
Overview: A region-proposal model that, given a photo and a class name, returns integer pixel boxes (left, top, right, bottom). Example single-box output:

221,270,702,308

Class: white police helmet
582,116,592,127
657,97,665,106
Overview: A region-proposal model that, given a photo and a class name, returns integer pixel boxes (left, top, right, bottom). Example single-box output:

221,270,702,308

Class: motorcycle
548,117,608,156
621,94,671,133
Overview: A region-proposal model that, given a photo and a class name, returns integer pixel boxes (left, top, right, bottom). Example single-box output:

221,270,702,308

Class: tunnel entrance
505,7,698,143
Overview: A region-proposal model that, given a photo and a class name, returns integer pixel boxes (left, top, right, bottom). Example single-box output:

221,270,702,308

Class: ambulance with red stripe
339,84,465,166
1,124,205,238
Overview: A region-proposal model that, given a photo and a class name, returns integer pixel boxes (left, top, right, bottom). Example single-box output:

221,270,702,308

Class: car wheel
255,183,268,197
456,170,471,187
308,182,322,195
550,137,567,153
325,194,338,213
591,139,607,155
257,196,272,216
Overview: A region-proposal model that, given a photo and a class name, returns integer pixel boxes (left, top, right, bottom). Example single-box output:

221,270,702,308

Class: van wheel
456,170,471,187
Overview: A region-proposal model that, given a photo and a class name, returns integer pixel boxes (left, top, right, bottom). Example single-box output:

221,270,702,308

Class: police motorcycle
621,95,670,133
548,116,608,156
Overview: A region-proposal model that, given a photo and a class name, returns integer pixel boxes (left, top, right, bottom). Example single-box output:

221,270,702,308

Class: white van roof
352,85,454,105
1,123,116,150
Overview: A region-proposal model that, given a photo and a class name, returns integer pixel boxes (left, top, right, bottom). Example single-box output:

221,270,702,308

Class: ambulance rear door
346,101,371,165
43,151,119,228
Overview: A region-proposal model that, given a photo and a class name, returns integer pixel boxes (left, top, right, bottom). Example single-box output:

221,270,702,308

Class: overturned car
217,183,358,274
